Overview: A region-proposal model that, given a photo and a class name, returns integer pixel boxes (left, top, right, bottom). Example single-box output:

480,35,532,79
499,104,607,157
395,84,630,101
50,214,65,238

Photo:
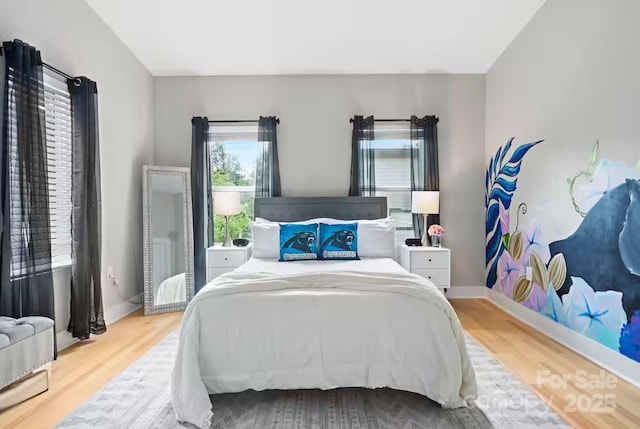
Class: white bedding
155,272,186,305
172,257,477,428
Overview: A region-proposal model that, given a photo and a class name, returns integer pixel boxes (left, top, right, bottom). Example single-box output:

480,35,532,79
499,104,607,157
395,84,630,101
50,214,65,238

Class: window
208,124,260,243
43,71,73,267
5,68,72,273
369,122,414,244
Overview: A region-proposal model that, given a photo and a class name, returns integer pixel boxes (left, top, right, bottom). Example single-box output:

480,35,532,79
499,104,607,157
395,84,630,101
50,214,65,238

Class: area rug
55,331,569,429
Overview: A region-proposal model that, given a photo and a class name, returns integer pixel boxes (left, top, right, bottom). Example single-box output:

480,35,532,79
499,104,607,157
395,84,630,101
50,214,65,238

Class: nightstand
206,245,252,283
399,245,451,294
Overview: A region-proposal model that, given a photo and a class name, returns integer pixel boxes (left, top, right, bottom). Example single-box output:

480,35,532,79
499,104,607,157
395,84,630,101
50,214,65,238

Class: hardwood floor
455,299,640,429
1,299,639,428
0,309,183,429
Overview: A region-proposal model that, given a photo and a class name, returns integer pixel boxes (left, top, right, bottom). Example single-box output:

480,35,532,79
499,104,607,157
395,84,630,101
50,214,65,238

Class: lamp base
222,215,233,247
422,213,429,246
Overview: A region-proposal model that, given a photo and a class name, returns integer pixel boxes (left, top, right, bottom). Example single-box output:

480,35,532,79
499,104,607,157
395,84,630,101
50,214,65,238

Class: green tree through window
210,142,255,243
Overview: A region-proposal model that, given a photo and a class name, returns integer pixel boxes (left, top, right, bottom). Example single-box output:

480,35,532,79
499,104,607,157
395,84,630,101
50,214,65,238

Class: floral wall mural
485,139,640,364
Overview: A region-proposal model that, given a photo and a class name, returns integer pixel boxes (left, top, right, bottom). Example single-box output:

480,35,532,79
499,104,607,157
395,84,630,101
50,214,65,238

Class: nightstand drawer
206,267,235,283
410,251,448,269
413,268,449,286
209,251,246,267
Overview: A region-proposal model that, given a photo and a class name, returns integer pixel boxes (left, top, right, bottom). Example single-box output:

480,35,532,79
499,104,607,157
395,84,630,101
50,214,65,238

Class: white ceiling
85,0,545,76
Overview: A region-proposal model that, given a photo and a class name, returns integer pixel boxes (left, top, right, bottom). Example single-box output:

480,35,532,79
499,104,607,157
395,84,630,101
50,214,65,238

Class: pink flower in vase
428,224,444,237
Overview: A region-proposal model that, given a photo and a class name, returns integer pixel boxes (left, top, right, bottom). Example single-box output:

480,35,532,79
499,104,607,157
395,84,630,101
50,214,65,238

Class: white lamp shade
411,191,440,214
213,192,241,216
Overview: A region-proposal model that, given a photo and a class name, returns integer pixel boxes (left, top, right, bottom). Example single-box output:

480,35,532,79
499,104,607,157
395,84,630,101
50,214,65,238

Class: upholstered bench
0,316,54,410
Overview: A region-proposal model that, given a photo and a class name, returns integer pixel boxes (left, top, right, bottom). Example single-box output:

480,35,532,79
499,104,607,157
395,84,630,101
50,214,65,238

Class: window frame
207,123,261,245
369,121,415,244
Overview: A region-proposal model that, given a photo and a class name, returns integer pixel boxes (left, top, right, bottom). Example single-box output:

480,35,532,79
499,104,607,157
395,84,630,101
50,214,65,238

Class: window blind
371,122,414,244
43,71,73,267
208,124,259,142
5,65,55,274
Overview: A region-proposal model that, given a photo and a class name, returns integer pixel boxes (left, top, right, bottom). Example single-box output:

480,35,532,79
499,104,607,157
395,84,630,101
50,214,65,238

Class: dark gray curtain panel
256,116,281,198
0,40,55,328
348,115,375,196
205,129,213,248
410,115,440,238
68,77,105,339
191,117,210,293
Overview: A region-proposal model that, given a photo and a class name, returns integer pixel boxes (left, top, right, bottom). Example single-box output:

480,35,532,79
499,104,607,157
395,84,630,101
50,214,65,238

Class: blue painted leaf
488,188,514,209
491,147,502,179
485,170,490,207
495,176,518,193
486,226,503,266
499,137,514,166
500,164,524,177
485,139,543,289
508,140,543,164
485,202,504,288
486,247,502,288
486,202,501,236
488,155,495,182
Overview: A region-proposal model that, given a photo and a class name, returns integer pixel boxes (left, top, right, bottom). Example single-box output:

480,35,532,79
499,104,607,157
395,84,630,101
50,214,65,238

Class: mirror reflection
151,174,186,306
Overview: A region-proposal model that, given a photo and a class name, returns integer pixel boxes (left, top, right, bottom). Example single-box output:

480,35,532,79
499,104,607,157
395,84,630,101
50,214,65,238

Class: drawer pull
428,258,432,262
224,257,228,261
428,276,432,279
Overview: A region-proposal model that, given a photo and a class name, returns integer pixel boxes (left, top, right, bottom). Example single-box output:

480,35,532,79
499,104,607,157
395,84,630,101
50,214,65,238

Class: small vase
431,235,441,247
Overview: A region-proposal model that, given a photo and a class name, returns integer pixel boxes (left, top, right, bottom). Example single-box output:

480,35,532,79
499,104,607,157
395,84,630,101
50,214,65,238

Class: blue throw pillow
318,223,359,260
279,223,319,261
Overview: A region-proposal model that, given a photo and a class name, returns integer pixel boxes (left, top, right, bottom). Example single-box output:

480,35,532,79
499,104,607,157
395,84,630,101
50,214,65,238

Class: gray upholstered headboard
254,197,387,222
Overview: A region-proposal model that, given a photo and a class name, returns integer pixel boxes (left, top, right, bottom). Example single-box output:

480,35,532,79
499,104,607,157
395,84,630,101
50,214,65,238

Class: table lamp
411,191,440,246
213,191,241,247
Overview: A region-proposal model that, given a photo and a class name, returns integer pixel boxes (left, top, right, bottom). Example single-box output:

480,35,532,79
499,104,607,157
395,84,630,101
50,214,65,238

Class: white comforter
156,272,186,305
172,258,477,428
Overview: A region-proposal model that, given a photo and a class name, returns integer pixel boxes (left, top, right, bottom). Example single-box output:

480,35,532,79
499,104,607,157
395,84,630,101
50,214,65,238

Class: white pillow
250,221,280,259
251,217,396,259
356,222,396,259
318,217,396,258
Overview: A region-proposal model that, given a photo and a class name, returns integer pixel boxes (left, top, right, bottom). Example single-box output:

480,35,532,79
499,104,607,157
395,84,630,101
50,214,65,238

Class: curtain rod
349,117,439,124
209,118,280,124
0,46,79,84
43,63,77,83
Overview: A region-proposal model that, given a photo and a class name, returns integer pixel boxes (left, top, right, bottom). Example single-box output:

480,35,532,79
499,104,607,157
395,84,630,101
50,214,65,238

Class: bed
171,197,477,428
155,272,186,305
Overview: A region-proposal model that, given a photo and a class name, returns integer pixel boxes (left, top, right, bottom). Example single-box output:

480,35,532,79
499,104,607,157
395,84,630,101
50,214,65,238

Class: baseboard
56,330,78,352
104,293,143,326
55,293,142,352
486,289,640,388
445,286,487,299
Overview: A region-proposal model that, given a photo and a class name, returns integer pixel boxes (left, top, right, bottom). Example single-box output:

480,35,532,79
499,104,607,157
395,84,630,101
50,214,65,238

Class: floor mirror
143,165,194,315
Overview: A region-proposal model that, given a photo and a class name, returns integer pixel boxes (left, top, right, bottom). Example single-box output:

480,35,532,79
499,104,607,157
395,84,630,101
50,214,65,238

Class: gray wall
0,0,155,331
485,0,640,366
486,0,640,245
155,74,486,287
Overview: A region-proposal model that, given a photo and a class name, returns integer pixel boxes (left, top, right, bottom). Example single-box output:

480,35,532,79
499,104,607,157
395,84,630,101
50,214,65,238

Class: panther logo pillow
319,223,359,260
279,223,319,261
